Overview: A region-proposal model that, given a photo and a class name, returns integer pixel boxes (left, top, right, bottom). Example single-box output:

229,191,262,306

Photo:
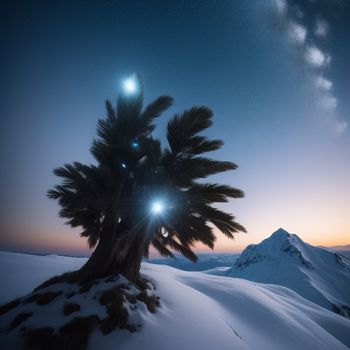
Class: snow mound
226,228,350,316
0,251,350,350
0,267,159,349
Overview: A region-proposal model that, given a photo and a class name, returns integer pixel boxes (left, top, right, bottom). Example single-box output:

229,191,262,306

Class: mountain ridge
227,228,350,317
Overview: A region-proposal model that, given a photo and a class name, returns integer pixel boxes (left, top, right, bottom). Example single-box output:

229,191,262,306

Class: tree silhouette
48,76,245,283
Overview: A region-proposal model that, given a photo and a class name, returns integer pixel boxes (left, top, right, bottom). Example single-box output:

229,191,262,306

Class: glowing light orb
151,201,164,215
131,141,139,149
123,77,138,94
121,162,127,169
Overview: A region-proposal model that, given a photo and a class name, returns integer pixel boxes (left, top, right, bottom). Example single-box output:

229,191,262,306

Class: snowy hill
0,251,350,349
227,228,350,316
148,253,239,271
0,251,88,304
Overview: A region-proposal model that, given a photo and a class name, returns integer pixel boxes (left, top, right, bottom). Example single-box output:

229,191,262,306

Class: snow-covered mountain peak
227,229,350,316
265,227,305,247
270,227,290,238
235,228,312,270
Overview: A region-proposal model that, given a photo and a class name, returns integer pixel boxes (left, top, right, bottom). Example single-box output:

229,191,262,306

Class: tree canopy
48,75,245,281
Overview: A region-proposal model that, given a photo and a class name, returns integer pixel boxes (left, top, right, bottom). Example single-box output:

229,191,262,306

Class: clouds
288,21,307,44
273,0,347,134
314,75,332,91
320,95,337,111
315,19,328,37
335,121,348,134
304,46,331,67
275,0,287,16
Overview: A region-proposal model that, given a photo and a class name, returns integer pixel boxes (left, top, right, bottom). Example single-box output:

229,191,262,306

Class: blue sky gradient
1,0,349,256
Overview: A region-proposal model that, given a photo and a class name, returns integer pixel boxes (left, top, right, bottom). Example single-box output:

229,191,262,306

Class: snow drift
0,251,350,350
226,228,350,316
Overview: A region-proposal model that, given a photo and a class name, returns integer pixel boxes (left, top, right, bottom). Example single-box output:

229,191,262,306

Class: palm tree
48,76,245,283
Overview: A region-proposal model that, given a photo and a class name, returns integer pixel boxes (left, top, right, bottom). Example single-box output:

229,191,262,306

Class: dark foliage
48,76,245,279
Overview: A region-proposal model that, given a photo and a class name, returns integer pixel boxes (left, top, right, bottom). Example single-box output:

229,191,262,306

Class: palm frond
151,237,175,259
167,107,214,155
166,237,198,262
139,96,173,134
171,157,237,186
105,99,116,121
196,205,246,237
186,137,223,155
188,183,244,203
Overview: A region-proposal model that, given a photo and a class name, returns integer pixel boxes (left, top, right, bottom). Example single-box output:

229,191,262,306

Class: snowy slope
226,228,350,316
147,253,239,271
0,251,350,349
0,251,87,304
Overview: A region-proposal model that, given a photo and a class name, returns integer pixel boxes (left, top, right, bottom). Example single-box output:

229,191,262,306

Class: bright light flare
151,201,164,215
123,76,138,94
131,141,139,149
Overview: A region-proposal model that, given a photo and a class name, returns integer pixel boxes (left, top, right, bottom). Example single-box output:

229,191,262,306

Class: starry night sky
1,0,349,256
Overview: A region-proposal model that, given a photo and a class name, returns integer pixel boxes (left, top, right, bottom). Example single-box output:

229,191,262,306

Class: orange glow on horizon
1,224,348,257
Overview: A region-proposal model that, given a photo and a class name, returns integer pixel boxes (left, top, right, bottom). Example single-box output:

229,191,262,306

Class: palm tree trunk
76,214,118,283
101,229,144,283
76,217,144,284
113,240,144,283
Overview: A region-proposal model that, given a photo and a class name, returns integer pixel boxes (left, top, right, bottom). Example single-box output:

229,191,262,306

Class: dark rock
34,272,74,291
99,287,124,305
137,292,160,313
25,327,55,349
106,302,129,326
9,312,33,331
23,294,40,304
23,291,61,306
0,298,21,316
63,302,81,316
36,291,62,305
135,277,150,291
125,293,137,304
56,315,100,350
79,281,95,294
